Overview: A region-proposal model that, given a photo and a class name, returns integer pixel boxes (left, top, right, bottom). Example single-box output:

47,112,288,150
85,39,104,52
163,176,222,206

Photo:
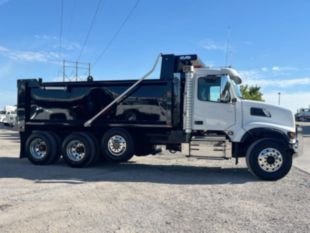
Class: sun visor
221,68,242,84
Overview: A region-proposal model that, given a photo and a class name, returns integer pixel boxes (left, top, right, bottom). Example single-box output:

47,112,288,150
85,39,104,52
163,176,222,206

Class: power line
58,0,64,59
93,0,141,66
57,0,64,76
66,0,77,40
77,0,104,61
225,26,231,67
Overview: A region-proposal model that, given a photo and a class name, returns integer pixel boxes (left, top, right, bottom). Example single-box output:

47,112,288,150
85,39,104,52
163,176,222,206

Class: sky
0,0,309,112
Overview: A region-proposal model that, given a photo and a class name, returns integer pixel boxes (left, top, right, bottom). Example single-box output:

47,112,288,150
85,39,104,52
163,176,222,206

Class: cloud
264,91,310,113
245,77,310,88
239,69,263,81
34,34,81,51
0,35,81,64
242,41,253,46
272,66,280,71
241,66,298,77
9,51,58,62
202,40,226,51
238,66,310,112
0,46,9,52
0,45,60,62
271,66,297,72
239,67,308,88
34,35,57,40
54,42,81,51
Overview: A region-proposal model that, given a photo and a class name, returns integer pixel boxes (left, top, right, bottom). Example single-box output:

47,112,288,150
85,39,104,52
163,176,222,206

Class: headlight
288,131,296,140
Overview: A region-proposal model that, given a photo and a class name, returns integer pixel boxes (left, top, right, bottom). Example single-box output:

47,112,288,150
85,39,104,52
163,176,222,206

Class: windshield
231,79,242,98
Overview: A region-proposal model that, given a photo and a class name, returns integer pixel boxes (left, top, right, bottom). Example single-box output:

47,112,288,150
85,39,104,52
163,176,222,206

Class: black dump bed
17,78,182,129
17,54,203,131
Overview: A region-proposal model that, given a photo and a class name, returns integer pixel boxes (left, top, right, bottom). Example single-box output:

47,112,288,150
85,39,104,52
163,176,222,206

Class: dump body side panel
18,79,182,129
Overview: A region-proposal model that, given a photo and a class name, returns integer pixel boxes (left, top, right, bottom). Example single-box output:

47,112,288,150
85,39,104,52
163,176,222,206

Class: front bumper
290,126,303,157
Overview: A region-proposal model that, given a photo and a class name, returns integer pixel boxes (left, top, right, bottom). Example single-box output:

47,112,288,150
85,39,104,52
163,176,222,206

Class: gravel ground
0,125,309,233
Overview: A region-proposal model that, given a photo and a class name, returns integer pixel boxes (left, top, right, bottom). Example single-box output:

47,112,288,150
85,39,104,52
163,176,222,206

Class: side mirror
220,95,230,103
220,81,231,103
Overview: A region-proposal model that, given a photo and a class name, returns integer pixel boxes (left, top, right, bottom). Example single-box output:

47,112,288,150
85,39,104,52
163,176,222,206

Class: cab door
192,75,236,131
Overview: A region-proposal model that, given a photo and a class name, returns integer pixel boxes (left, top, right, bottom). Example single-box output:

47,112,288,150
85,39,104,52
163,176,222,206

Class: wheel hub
29,138,47,159
107,135,127,156
76,146,84,154
257,148,283,172
66,140,86,162
266,156,275,165
39,144,46,151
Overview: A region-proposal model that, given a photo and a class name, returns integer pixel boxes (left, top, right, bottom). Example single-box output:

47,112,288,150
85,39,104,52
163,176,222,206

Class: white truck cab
180,58,301,180
192,67,296,143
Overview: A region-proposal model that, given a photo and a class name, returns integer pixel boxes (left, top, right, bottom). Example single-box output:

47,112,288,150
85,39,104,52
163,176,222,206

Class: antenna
225,26,231,67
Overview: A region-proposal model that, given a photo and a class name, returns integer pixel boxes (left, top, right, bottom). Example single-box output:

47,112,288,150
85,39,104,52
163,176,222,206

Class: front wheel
246,138,292,181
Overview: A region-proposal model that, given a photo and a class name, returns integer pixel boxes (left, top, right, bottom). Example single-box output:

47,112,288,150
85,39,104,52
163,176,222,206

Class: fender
233,127,290,158
241,127,290,144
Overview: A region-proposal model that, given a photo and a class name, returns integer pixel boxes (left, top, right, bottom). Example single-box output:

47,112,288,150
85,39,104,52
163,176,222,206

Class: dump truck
2,105,17,127
16,54,302,180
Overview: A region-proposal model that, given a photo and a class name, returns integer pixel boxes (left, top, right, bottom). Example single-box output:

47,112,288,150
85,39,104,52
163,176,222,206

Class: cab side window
198,76,221,102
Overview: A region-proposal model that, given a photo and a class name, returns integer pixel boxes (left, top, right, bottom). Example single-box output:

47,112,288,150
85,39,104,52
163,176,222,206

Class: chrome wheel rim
258,148,283,172
107,135,127,156
29,138,47,159
66,140,86,162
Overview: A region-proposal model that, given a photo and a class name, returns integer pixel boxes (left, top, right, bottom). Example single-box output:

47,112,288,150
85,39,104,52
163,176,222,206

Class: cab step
182,135,231,159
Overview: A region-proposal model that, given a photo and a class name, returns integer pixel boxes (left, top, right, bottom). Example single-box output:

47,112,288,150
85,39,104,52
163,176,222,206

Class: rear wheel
25,131,58,165
101,128,134,162
48,131,61,164
62,132,97,168
246,138,292,180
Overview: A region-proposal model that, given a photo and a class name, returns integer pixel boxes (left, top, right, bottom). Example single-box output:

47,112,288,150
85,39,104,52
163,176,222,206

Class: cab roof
160,54,242,84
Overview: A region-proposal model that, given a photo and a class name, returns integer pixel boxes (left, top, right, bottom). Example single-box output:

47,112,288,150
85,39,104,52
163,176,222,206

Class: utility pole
225,26,231,67
62,60,65,82
75,61,78,81
278,92,281,105
62,60,91,81
88,63,91,78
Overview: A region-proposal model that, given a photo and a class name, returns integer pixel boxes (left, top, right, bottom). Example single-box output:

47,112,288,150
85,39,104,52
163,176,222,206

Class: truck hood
241,99,295,132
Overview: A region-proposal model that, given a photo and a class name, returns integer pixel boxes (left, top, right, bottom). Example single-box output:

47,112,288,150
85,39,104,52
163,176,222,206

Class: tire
101,128,134,162
86,133,100,163
62,132,97,168
25,131,58,165
246,138,292,181
47,131,62,164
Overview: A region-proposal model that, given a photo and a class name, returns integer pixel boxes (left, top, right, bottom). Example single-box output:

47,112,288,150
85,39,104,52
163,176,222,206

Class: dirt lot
0,125,309,233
